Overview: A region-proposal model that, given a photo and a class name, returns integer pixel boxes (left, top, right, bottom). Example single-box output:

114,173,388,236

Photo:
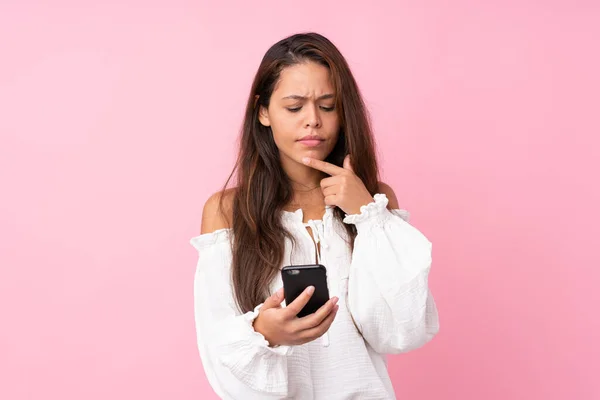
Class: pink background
1,1,599,399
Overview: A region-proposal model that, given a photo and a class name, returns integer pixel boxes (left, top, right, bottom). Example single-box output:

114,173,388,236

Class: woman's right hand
252,286,339,347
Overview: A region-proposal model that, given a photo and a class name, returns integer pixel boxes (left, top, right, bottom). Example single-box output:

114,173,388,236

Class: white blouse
190,193,439,400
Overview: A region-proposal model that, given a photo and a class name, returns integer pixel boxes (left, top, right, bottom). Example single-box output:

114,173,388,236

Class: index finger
285,286,315,317
302,157,345,176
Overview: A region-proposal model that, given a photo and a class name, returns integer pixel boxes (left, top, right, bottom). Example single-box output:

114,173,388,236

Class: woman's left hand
302,155,374,215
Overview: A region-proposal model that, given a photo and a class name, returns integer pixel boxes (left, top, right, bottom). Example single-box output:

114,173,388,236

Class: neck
281,154,327,208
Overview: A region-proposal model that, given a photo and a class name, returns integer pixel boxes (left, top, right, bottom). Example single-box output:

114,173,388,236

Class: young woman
190,32,439,400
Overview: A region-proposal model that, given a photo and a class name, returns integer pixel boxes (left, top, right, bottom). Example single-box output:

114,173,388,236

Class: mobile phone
281,264,330,318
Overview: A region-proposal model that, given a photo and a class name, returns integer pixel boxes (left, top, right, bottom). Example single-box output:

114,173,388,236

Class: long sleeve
190,229,292,400
343,193,440,354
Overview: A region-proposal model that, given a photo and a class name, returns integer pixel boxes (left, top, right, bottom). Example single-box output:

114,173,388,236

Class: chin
302,149,326,160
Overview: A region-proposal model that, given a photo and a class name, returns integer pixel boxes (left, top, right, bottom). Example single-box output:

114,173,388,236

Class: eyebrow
281,94,335,101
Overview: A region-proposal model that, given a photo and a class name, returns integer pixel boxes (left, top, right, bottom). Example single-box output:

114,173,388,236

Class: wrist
347,198,373,215
343,193,391,227
252,314,277,347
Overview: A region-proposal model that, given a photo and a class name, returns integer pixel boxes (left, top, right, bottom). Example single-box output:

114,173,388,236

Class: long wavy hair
218,32,381,313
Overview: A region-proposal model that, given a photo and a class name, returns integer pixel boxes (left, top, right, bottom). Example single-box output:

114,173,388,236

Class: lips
298,139,323,147
298,135,323,141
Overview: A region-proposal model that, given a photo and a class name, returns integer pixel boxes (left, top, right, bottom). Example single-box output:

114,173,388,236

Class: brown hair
218,32,381,313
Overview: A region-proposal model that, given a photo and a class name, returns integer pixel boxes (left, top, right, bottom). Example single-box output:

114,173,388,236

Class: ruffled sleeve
190,229,292,399
343,194,440,354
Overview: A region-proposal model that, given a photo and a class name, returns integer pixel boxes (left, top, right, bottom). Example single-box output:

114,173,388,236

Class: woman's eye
286,106,335,113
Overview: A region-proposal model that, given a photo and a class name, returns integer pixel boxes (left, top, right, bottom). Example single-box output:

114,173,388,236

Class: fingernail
332,297,339,305
306,286,315,294
302,157,310,164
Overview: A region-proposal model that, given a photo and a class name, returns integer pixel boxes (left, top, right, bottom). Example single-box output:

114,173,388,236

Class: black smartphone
281,264,330,318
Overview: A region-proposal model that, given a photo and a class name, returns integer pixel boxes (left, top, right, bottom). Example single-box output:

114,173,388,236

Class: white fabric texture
190,193,439,400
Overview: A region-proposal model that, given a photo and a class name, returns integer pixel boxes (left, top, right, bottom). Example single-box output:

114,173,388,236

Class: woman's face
258,61,340,167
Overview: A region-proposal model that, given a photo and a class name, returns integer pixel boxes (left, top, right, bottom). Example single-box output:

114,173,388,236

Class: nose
304,104,321,128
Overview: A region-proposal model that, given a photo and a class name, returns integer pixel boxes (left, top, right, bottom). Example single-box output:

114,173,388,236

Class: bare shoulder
377,181,400,209
200,187,236,234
